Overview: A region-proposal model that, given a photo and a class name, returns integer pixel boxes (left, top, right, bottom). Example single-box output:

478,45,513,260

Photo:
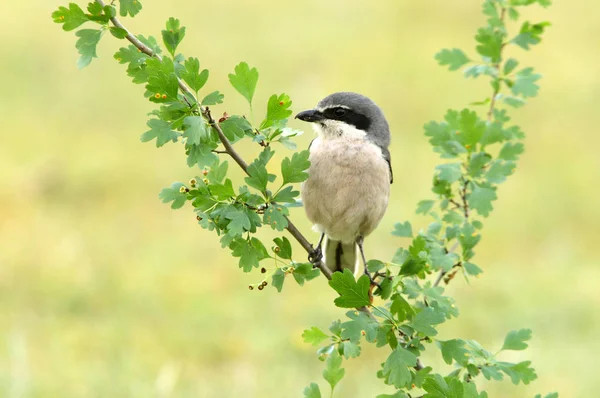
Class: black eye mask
323,107,371,131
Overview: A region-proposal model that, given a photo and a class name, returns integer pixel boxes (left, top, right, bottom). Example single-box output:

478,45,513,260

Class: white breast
301,135,391,243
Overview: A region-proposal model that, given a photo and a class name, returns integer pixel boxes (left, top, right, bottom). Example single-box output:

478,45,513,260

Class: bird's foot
308,246,323,268
363,267,381,288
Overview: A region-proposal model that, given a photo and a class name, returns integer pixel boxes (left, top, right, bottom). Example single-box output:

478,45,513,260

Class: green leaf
504,58,519,74
270,269,285,292
262,203,288,231
292,262,320,286
475,27,504,63
381,347,417,389
245,161,270,192
274,185,300,203
52,3,89,31
303,383,322,398
219,115,252,143
436,163,462,183
416,200,435,215
439,339,469,366
392,221,413,237
512,67,541,98
261,93,293,129
75,29,103,69
182,116,208,146
498,142,524,161
340,340,361,359
341,310,378,343
458,109,486,146
435,48,470,71
503,95,527,108
485,160,515,184
328,270,371,308
144,57,179,102
534,394,558,398
141,119,179,147
410,307,445,336
201,91,224,106
230,237,268,272
161,17,186,56
322,351,345,393
273,236,292,259
159,182,187,209
186,143,218,169
498,361,537,385
463,261,483,276
390,294,416,322
281,150,310,184
468,183,497,217
224,207,251,237
114,45,149,69
377,392,409,398
302,326,330,346
109,27,128,39
512,21,551,50
180,57,209,93
209,179,235,200
119,0,142,17
228,62,259,107
502,329,532,351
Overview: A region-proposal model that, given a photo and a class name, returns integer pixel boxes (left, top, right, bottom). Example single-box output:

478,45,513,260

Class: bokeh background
1,1,598,397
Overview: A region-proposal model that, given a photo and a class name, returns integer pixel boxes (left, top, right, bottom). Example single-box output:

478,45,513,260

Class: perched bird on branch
296,92,393,282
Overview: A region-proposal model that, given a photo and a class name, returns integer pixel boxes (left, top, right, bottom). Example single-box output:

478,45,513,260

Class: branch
433,7,507,289
95,0,337,287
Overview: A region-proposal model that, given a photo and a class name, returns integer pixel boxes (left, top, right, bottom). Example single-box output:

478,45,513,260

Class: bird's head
295,92,390,147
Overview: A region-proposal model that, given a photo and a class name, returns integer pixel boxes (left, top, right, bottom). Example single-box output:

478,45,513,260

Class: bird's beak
295,109,325,122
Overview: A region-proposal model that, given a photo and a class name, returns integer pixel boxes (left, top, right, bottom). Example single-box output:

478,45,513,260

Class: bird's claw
363,268,381,289
308,246,323,268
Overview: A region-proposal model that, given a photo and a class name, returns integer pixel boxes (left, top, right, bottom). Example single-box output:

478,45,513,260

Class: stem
434,7,507,289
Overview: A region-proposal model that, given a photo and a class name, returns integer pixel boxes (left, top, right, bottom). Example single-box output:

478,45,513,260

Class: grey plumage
296,92,392,275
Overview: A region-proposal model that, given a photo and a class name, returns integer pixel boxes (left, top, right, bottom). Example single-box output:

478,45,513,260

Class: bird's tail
323,237,359,275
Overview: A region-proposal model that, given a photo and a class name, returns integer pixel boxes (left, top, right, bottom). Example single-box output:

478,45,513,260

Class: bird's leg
308,233,325,267
356,235,380,288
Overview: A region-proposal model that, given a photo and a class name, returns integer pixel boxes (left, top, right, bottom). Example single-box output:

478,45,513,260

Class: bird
295,92,393,281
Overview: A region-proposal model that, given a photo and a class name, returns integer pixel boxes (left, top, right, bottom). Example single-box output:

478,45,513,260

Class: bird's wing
381,147,393,184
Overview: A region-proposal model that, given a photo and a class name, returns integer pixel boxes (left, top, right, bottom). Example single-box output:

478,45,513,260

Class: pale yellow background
0,1,597,397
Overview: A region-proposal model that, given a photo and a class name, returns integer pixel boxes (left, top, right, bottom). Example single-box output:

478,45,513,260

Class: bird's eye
334,108,346,117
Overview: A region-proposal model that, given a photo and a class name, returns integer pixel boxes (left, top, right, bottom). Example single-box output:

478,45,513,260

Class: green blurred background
1,1,597,397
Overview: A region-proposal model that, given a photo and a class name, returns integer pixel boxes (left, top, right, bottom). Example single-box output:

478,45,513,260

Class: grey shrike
295,92,393,281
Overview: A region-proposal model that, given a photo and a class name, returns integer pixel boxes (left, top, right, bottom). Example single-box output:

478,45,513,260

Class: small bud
202,178,209,184
274,247,281,253
257,284,264,291
155,93,161,99
116,58,122,62
179,186,187,193
261,281,268,287
465,144,472,149
202,170,209,176
196,215,202,221
361,330,366,336
279,101,284,106
161,94,167,99
248,285,254,290
455,131,460,135
260,267,266,274
189,178,197,187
